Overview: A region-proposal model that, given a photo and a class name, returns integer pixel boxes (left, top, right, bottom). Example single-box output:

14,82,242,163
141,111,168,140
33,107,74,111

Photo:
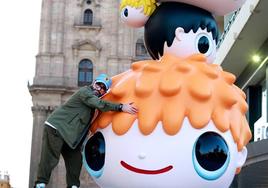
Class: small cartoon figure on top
144,2,218,63
120,0,157,28
120,0,247,64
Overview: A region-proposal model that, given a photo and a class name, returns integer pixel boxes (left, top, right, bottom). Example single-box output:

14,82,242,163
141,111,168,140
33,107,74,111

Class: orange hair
91,53,252,151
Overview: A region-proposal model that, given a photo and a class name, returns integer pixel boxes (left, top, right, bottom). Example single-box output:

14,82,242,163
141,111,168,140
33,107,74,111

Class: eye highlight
82,132,105,178
192,132,230,180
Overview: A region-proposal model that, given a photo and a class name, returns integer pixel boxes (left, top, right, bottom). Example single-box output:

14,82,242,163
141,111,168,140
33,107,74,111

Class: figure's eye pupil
195,132,228,171
124,8,128,17
198,36,210,54
84,132,105,171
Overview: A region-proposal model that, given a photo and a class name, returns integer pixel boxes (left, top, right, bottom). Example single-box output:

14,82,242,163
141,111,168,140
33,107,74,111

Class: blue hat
94,74,112,90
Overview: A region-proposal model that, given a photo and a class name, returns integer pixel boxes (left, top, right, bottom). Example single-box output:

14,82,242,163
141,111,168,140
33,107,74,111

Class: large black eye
83,132,105,178
196,132,228,170
192,132,230,180
195,33,215,57
198,36,210,54
123,8,128,17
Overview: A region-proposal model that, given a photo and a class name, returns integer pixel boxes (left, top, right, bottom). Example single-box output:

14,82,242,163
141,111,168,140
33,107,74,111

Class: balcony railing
74,24,102,30
73,20,102,30
217,9,241,49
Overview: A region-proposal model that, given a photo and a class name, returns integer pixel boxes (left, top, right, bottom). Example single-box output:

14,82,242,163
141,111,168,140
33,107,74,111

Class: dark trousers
35,125,82,187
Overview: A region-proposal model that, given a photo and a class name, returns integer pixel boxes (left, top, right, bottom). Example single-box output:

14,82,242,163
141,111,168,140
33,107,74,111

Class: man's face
93,82,107,97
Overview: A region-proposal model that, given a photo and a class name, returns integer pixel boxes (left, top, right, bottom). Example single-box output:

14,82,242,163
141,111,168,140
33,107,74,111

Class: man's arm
79,88,138,114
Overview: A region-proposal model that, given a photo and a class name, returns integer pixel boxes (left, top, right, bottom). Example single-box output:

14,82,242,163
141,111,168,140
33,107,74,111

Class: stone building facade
0,171,11,188
28,0,148,187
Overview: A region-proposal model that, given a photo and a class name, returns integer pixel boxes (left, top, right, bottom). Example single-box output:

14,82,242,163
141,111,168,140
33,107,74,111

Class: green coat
46,86,121,149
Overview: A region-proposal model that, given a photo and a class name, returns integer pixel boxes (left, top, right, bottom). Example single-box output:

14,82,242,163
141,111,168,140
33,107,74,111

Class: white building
216,0,268,187
0,171,11,188
216,0,268,142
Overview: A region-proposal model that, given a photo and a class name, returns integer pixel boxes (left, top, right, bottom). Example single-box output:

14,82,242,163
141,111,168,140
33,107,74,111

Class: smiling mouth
120,161,173,175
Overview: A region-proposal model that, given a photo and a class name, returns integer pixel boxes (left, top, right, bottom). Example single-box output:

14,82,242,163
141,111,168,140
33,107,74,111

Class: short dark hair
144,2,219,60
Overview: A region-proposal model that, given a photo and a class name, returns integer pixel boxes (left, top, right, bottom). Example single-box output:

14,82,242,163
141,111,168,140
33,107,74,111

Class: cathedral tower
28,0,148,187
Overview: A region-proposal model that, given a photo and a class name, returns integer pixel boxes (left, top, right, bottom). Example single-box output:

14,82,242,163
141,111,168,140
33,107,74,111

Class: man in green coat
34,74,138,188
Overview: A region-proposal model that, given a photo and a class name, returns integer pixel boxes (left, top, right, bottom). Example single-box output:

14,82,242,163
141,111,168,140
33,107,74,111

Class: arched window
84,9,93,25
78,59,93,86
135,38,147,57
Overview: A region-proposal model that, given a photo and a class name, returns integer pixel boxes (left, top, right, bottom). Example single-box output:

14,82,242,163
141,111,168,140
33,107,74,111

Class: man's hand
122,102,138,114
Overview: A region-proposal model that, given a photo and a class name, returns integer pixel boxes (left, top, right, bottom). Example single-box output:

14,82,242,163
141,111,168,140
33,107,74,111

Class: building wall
28,0,146,187
220,0,268,185
0,182,11,188
0,172,11,188
217,0,268,141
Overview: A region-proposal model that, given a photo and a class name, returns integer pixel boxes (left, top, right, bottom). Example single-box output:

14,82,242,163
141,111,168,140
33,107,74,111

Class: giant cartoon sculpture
82,1,252,188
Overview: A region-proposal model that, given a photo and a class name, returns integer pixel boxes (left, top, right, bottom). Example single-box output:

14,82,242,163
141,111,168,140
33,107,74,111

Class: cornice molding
28,84,78,95
31,105,58,113
77,0,101,7
72,39,101,51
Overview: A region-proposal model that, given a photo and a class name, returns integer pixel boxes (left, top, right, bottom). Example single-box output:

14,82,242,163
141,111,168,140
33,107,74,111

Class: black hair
144,2,219,60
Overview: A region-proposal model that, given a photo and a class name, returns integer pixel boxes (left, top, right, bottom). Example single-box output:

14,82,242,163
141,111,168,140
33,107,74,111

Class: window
86,0,92,5
261,80,267,122
135,39,147,57
84,9,93,25
246,85,262,138
78,59,93,86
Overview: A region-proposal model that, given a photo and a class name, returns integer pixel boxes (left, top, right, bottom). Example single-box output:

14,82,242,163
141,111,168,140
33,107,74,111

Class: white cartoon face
120,6,149,28
83,119,247,188
158,0,246,15
164,27,217,63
